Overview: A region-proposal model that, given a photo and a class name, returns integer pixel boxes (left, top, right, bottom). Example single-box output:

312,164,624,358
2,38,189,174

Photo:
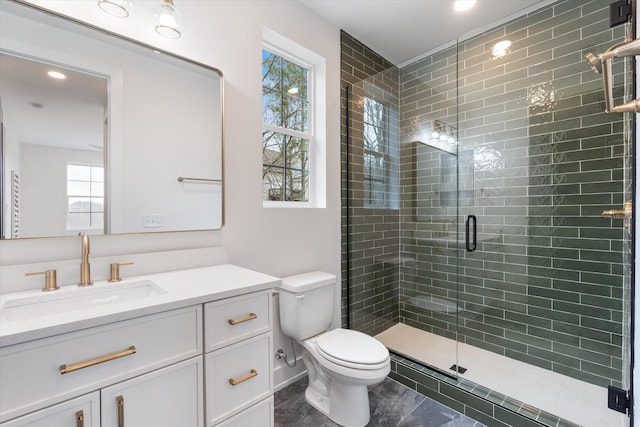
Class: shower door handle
465,215,477,252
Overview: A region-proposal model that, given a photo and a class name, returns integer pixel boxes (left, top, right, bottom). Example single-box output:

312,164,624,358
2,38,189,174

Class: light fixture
454,0,477,12
153,0,184,39
97,0,133,18
430,120,457,145
47,70,66,80
492,40,512,58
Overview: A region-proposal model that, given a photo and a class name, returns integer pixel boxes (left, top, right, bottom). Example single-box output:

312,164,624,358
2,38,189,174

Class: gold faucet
79,232,92,286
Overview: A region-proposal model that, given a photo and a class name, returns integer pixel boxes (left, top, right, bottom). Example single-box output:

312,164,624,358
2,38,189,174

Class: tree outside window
262,49,310,202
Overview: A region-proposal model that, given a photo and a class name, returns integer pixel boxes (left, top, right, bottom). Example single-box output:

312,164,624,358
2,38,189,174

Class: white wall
0,0,341,389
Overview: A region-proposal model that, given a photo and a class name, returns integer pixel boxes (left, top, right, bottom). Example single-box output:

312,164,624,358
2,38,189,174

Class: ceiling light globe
97,0,132,18
153,0,184,39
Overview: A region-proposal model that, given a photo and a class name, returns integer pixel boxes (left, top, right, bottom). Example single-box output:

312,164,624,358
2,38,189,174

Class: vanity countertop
0,264,281,347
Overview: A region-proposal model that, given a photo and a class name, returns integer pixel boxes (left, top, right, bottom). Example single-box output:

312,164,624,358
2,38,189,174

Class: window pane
67,164,90,181
263,131,285,167
364,98,383,124
286,137,309,171
364,123,383,152
68,181,91,197
91,182,104,197
67,212,90,228
285,169,308,202
262,89,283,127
91,213,104,227
90,197,104,213
263,166,284,201
91,166,104,182
282,59,308,100
262,50,281,91
283,97,308,133
365,153,385,181
68,197,91,213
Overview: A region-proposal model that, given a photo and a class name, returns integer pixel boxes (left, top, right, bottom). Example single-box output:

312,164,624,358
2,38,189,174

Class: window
262,49,310,202
363,94,398,208
67,164,104,230
262,28,326,207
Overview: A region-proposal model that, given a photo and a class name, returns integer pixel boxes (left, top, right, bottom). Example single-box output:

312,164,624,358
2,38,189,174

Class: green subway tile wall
397,0,627,389
342,0,630,415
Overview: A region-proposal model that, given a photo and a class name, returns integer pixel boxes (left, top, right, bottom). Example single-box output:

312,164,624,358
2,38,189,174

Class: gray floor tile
398,398,480,427
275,376,485,427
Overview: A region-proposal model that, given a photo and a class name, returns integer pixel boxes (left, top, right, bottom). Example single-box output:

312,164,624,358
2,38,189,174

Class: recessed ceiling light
454,0,477,12
47,70,66,79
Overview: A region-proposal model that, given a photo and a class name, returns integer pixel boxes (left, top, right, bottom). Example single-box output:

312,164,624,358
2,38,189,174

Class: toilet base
300,347,382,427
305,378,371,427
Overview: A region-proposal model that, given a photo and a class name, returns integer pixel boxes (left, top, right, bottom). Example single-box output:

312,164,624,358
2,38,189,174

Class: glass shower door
453,1,632,425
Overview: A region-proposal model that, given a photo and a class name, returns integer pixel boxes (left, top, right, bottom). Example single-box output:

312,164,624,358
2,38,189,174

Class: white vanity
0,264,279,427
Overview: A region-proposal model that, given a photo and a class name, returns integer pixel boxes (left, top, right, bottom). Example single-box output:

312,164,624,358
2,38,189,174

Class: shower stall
342,1,634,426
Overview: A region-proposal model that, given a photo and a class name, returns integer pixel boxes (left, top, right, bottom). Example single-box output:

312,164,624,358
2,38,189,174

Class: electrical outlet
143,214,163,228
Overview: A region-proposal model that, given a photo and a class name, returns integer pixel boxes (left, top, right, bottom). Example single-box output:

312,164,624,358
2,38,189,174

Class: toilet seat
316,328,389,370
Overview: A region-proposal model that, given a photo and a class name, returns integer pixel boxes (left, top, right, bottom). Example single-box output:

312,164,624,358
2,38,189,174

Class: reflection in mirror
1,52,108,238
0,0,223,239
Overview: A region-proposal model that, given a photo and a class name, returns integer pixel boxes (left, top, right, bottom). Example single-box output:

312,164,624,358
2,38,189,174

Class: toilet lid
316,329,389,366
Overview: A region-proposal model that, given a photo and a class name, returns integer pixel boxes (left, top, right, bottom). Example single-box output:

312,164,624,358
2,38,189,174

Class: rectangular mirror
0,0,224,239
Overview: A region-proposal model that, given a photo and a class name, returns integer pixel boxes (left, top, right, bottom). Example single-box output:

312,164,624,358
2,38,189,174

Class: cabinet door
101,357,203,427
0,391,99,427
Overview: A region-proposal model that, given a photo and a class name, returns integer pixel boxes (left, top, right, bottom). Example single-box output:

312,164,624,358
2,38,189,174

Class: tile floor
274,375,486,427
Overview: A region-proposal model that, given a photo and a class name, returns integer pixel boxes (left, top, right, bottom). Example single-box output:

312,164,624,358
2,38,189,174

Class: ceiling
299,0,547,65
0,53,107,151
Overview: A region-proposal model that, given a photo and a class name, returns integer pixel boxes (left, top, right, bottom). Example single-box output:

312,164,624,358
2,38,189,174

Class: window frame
262,28,326,208
66,163,104,231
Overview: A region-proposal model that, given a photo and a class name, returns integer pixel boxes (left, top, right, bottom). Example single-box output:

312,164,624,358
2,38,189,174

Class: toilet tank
279,271,336,340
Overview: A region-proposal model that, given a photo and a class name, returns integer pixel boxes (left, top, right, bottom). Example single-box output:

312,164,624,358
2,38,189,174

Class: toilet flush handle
296,294,305,299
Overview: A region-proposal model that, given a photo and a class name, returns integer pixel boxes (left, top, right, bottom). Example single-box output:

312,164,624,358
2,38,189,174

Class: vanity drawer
0,305,202,423
214,396,273,427
205,332,273,426
0,391,100,427
204,290,272,352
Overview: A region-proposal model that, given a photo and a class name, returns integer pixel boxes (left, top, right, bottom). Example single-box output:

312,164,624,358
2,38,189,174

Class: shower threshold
375,323,626,427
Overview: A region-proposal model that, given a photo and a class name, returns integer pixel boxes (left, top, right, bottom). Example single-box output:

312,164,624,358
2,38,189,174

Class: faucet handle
26,270,59,292
109,262,134,282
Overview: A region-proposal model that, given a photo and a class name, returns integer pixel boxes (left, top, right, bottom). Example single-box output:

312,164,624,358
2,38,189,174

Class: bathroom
0,0,637,426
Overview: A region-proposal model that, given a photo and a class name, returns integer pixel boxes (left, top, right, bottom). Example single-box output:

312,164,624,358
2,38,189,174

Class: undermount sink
0,280,166,322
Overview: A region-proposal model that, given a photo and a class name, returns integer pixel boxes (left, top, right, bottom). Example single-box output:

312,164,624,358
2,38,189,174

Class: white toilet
279,271,390,427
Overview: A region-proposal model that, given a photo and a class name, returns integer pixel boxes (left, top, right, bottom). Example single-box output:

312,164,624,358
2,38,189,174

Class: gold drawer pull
117,395,125,427
228,313,257,325
229,369,258,386
60,346,137,374
76,410,84,427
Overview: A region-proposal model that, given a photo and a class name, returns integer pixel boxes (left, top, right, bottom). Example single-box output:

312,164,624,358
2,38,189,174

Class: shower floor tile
274,376,487,427
376,323,627,427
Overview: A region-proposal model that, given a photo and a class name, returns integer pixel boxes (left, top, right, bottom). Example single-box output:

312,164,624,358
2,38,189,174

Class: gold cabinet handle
228,313,257,325
229,369,257,386
117,395,125,427
60,346,137,374
76,410,84,427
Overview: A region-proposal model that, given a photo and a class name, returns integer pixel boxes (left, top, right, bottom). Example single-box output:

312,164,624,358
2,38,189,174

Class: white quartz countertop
0,264,281,347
